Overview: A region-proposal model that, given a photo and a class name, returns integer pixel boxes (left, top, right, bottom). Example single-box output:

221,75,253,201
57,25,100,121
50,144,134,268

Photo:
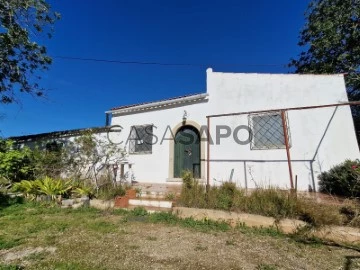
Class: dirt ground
0,205,360,270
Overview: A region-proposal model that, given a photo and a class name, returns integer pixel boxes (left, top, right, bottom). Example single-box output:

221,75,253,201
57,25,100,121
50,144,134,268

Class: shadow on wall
205,107,340,192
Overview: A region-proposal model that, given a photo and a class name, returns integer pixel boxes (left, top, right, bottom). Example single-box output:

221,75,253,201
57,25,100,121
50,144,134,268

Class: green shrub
0,140,34,182
318,159,360,198
97,184,126,200
130,207,148,216
178,171,207,208
244,188,297,219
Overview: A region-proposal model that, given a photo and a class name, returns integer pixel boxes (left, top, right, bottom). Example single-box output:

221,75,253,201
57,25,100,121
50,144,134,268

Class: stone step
128,198,173,209
139,192,166,199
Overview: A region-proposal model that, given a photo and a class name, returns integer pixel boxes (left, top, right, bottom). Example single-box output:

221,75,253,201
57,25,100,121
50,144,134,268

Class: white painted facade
107,69,359,191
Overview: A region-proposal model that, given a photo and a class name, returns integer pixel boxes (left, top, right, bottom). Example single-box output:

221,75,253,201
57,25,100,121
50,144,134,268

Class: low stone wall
173,207,360,245
61,197,90,209
89,199,114,210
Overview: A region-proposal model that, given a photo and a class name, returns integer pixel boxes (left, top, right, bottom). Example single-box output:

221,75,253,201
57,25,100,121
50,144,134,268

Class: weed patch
0,237,23,250
86,221,117,233
177,173,360,228
0,265,23,270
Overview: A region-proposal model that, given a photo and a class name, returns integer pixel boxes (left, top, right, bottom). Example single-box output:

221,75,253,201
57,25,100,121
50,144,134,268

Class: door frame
167,120,206,182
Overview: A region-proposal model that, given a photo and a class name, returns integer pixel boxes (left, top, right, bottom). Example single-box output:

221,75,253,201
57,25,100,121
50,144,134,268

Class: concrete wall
110,69,359,190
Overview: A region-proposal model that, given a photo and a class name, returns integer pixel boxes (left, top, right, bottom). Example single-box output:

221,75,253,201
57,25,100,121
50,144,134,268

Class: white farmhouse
106,68,359,191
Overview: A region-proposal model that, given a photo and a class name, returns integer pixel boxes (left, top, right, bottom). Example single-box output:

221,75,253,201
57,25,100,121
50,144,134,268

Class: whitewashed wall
110,69,359,190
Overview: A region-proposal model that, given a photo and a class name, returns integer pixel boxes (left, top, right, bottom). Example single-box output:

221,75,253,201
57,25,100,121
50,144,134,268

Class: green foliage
97,184,126,200
12,177,72,201
12,180,40,200
318,159,360,198
0,265,23,270
0,236,23,250
178,171,207,208
0,0,60,104
290,0,360,93
31,144,66,179
73,185,95,198
243,189,298,219
0,140,34,182
179,173,296,218
130,206,148,217
289,0,360,139
164,192,175,201
36,177,72,200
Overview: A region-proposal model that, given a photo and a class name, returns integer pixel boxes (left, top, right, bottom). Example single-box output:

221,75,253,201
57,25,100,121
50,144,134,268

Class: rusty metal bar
206,116,210,190
206,101,360,119
281,110,294,190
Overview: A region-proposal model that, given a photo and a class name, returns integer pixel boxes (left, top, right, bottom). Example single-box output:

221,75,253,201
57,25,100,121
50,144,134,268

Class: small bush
178,171,207,208
130,207,148,216
243,188,298,219
97,184,126,200
318,159,360,198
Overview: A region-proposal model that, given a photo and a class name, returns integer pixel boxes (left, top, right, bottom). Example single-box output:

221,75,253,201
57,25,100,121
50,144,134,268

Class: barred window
248,112,290,150
129,125,153,154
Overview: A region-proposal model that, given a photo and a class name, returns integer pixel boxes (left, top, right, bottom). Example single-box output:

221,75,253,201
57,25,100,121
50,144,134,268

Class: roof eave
106,93,209,115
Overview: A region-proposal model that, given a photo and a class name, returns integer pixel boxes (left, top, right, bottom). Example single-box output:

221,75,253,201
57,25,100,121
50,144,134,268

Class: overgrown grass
1,199,356,270
0,265,23,270
177,173,360,228
123,207,231,232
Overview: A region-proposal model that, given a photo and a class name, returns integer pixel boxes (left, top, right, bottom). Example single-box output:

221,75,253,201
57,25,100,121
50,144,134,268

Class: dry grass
178,177,360,228
0,203,360,269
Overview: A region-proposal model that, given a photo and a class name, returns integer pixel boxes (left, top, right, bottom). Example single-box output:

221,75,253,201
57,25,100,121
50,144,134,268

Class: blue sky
1,0,310,137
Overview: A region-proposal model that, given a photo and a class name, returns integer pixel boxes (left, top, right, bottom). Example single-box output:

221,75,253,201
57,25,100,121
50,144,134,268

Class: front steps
129,198,173,208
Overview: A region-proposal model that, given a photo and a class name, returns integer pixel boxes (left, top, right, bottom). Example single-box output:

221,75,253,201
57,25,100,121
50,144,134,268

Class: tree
66,132,127,190
289,0,360,137
0,0,60,104
0,139,35,183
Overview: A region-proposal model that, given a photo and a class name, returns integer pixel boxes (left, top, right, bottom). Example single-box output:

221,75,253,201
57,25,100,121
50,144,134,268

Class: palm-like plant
12,180,40,200
36,177,72,201
73,185,94,198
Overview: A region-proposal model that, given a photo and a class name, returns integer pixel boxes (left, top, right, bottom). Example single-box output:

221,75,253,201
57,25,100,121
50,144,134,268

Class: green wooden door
174,126,200,178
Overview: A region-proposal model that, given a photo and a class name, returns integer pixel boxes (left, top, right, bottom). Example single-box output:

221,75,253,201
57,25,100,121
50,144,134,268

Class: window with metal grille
128,125,153,154
248,112,290,150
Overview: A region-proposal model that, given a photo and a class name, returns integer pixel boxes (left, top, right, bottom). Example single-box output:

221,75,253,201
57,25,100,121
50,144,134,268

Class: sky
1,0,310,137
